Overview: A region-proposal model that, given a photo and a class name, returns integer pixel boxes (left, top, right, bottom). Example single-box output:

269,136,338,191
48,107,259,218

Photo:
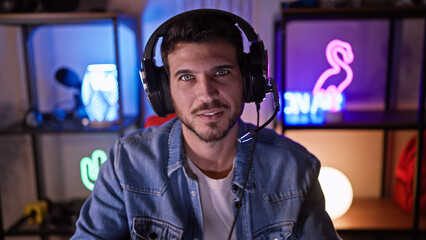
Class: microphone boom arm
238,77,280,143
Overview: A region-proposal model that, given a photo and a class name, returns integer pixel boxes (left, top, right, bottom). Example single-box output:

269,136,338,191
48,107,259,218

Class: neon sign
284,91,345,124
313,39,354,112
283,39,354,124
284,91,344,115
80,149,108,191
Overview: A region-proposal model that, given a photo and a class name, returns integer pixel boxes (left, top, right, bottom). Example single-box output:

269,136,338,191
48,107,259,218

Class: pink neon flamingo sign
313,39,354,112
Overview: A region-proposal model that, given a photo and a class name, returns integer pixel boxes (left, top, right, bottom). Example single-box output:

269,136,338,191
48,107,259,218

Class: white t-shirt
187,158,237,240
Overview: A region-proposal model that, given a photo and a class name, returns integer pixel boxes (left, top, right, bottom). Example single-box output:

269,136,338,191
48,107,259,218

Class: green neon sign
80,149,107,191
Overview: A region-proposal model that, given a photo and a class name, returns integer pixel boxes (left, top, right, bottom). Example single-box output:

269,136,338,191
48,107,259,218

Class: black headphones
140,9,270,118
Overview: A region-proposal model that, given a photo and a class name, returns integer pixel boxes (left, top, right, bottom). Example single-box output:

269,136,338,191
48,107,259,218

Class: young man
72,9,340,240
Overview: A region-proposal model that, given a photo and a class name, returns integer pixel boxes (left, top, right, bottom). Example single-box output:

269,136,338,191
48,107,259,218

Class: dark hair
160,11,244,74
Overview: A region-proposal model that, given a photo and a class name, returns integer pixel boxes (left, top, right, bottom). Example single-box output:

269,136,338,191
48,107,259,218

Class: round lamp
318,167,353,220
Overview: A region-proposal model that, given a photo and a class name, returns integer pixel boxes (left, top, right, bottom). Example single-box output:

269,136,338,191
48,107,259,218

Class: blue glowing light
81,64,119,125
283,91,345,125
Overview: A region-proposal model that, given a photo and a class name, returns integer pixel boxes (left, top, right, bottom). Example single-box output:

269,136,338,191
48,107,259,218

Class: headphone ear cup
243,47,268,104
141,58,175,118
157,66,175,115
242,53,252,103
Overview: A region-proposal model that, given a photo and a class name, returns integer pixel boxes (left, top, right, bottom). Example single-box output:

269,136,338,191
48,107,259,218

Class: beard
173,99,243,143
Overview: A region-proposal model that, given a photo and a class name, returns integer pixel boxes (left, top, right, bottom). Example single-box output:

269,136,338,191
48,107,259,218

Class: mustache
191,100,230,115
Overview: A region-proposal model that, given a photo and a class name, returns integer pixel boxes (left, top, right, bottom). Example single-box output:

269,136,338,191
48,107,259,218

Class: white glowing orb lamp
81,64,119,126
318,167,353,220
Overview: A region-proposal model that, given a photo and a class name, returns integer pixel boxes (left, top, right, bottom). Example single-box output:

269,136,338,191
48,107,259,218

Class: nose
196,75,219,102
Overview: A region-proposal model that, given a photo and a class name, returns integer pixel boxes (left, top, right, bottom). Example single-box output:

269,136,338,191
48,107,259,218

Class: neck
183,123,239,179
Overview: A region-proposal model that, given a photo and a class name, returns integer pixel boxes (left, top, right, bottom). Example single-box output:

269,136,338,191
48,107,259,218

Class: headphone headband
143,9,261,61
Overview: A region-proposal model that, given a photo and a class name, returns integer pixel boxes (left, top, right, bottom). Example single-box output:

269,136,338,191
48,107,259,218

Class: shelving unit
275,6,426,238
0,12,142,239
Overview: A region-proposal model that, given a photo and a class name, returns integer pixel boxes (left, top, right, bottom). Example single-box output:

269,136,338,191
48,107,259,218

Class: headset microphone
228,78,279,240
237,77,280,143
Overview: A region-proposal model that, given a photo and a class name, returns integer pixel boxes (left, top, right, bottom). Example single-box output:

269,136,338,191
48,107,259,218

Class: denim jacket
72,118,340,240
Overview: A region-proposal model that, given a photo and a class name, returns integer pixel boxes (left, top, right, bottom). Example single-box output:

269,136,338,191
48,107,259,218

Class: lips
191,100,230,114
202,112,219,116
191,100,229,122
197,109,224,121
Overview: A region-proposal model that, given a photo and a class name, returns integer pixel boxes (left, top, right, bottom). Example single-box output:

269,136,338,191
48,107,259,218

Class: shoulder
112,118,181,164
105,118,182,194
240,121,319,168
247,124,320,201
256,126,319,169
118,117,179,144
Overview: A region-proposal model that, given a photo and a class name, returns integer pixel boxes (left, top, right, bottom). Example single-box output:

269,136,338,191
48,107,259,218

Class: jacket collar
233,120,257,191
166,118,257,191
167,118,185,176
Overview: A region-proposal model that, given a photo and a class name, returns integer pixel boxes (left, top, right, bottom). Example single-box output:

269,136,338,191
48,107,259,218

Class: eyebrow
173,69,194,78
212,64,235,72
173,65,235,78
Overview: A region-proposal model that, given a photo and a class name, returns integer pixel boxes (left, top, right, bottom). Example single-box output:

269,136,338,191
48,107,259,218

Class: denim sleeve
71,143,130,239
294,177,342,240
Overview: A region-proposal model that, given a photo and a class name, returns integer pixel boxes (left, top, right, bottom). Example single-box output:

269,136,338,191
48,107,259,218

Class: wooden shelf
275,6,426,238
0,12,134,25
4,199,84,237
334,198,424,231
281,6,426,20
0,11,142,239
280,110,425,130
0,116,138,135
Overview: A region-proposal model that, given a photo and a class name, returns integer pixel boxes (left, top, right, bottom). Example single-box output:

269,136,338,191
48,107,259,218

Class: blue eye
216,69,230,76
180,75,194,81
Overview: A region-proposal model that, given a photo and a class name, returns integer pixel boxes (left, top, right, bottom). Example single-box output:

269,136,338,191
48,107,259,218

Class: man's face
168,39,244,143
